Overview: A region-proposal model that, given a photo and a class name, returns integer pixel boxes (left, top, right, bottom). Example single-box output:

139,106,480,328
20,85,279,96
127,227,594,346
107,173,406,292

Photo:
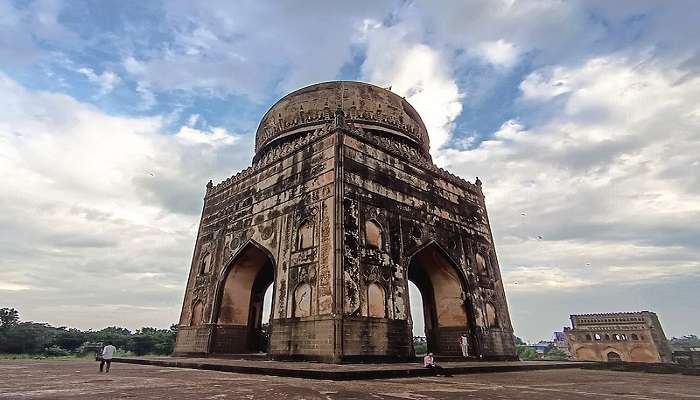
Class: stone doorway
211,242,275,354
408,243,475,356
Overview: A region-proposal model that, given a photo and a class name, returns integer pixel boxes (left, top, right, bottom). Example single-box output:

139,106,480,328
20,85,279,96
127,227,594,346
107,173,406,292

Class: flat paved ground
1,359,699,399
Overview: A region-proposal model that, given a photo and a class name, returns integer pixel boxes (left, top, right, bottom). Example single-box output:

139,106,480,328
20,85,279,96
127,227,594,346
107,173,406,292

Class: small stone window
365,219,383,249
293,282,312,318
594,334,601,341
614,334,621,341
585,334,592,341
297,220,314,250
199,252,212,275
631,334,639,340
367,282,386,318
605,334,611,341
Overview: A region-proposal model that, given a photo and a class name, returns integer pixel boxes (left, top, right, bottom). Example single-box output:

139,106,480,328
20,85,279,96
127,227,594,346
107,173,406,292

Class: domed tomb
174,80,517,363
255,81,431,161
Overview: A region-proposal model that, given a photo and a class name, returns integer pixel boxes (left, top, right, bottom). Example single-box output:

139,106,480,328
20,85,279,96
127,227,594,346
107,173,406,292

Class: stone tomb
173,81,517,363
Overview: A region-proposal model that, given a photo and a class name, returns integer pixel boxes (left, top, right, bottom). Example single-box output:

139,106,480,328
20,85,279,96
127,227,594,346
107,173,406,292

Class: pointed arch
406,241,477,356
292,282,312,318
209,240,276,353
365,219,383,249
367,282,386,318
190,300,204,326
297,219,314,250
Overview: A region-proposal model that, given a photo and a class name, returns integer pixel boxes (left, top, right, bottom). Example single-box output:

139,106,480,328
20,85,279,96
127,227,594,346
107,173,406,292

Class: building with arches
566,311,673,363
173,81,516,362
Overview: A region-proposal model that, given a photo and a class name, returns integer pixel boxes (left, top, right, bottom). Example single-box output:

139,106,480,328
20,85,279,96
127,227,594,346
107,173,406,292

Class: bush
44,345,70,357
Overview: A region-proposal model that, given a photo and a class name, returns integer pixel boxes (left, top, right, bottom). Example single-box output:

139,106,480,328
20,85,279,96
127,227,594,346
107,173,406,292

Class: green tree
544,348,569,360
517,346,539,361
0,308,20,328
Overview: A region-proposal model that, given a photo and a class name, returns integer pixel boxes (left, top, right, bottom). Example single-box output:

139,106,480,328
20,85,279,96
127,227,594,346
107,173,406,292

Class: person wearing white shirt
99,342,116,373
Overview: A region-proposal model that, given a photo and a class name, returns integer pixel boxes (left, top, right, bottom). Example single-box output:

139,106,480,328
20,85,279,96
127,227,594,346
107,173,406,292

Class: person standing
99,342,116,373
458,334,469,358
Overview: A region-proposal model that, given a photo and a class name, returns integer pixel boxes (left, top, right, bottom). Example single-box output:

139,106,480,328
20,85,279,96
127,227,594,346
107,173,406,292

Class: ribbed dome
255,81,430,158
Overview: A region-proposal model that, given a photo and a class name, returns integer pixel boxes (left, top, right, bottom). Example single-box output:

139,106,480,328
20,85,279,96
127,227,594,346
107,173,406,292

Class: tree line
0,307,176,356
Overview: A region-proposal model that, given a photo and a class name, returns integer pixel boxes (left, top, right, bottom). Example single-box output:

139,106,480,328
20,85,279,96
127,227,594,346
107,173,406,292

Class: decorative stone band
207,123,482,199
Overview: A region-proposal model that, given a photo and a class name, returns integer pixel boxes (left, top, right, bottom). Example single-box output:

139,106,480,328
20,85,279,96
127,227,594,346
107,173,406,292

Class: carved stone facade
173,81,517,362
566,311,673,363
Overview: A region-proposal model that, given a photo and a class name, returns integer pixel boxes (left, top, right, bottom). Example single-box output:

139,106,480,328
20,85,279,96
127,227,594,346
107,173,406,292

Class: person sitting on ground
99,342,116,373
423,352,451,376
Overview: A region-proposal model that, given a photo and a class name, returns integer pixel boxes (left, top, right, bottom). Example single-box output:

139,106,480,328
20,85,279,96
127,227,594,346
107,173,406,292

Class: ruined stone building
566,311,672,363
173,81,517,362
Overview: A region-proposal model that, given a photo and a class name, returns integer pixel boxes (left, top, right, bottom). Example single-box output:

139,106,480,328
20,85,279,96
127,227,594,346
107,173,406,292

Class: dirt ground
1,359,698,399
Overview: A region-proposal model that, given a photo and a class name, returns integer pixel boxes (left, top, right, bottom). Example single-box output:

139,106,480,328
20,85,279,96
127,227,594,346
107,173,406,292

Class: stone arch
475,252,488,276
367,282,386,318
606,351,622,362
576,347,597,361
211,240,275,353
630,346,657,362
365,219,383,249
293,282,312,318
190,300,204,326
407,241,475,356
484,302,499,328
199,252,212,275
297,219,314,250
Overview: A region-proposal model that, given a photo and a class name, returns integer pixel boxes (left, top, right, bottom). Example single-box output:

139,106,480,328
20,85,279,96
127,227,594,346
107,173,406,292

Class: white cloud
360,22,462,152
436,56,700,296
0,74,252,329
78,67,121,95
473,39,519,67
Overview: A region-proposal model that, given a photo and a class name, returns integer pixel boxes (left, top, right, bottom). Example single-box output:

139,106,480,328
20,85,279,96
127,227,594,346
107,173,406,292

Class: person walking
458,334,469,358
99,342,116,373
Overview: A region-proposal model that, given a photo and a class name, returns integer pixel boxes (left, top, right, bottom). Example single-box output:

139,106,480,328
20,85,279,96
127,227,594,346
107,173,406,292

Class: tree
0,308,20,328
513,336,526,346
670,335,700,349
544,348,569,360
517,346,539,361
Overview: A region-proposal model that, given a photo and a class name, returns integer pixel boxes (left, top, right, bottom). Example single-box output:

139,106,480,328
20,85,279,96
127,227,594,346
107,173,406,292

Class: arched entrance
211,242,275,354
408,243,475,356
606,351,622,362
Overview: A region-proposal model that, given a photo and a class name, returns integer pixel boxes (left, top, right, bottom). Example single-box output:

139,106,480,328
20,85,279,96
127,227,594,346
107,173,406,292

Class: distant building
527,341,553,355
553,331,571,356
565,311,673,363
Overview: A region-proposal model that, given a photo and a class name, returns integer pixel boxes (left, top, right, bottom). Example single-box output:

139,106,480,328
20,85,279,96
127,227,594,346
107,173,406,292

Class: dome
254,81,430,159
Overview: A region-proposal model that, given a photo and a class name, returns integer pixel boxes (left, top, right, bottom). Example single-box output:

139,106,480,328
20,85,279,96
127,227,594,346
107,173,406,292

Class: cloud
360,21,463,152
473,39,519,68
436,56,700,298
0,73,252,329
78,67,121,95
120,1,396,99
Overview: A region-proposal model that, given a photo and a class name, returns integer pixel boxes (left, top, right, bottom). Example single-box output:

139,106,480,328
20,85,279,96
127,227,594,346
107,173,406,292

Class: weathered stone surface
174,81,516,362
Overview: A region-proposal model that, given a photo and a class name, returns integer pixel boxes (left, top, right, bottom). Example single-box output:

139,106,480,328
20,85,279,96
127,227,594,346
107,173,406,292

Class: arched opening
367,282,386,318
365,219,383,249
485,302,499,328
297,220,314,250
199,252,212,275
190,301,204,326
408,243,473,356
213,243,274,354
293,282,312,318
606,351,622,362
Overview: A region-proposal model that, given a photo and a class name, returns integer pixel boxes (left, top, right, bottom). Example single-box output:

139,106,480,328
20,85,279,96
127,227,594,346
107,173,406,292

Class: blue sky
1,0,699,342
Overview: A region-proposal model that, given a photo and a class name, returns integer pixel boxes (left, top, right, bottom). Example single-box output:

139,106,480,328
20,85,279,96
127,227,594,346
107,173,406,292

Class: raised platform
109,356,592,380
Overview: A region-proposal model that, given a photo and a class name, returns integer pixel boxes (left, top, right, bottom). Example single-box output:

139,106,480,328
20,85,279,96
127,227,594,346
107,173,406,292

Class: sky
0,0,699,343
